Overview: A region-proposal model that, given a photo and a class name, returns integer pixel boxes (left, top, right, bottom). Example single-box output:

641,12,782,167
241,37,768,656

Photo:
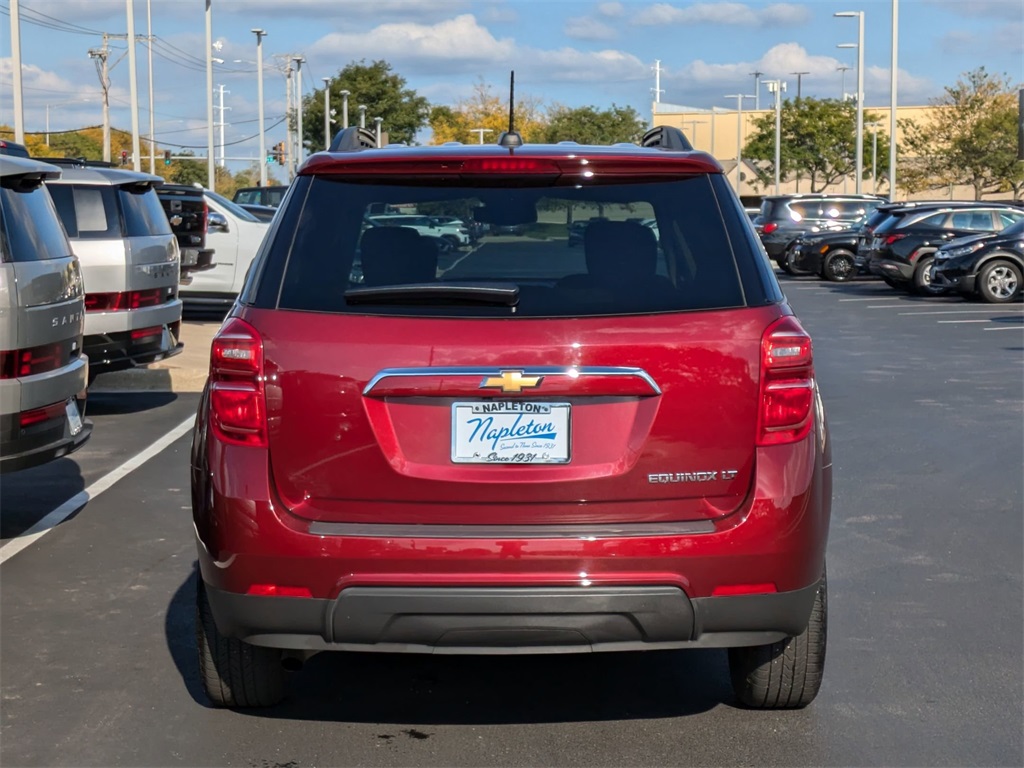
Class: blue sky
1,0,1020,169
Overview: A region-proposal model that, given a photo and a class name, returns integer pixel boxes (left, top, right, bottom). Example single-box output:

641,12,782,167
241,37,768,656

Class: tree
427,79,547,144
744,98,887,193
541,104,647,145
900,68,1024,200
303,60,429,150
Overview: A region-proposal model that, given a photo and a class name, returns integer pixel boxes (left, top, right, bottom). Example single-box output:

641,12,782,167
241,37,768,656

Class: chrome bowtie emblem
480,370,543,393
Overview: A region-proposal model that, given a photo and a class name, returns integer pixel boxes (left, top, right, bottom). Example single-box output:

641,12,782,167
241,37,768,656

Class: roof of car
45,164,163,187
763,193,886,201
886,201,1020,213
0,153,62,180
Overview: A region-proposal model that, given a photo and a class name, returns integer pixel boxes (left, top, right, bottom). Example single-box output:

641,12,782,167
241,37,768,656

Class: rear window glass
906,212,947,230
274,177,746,318
0,181,73,263
234,189,259,205
48,184,121,239
120,185,171,236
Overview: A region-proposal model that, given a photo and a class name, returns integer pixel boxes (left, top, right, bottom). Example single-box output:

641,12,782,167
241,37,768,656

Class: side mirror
208,212,229,233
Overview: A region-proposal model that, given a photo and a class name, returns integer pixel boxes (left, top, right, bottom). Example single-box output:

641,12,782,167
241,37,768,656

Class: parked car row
755,194,1024,304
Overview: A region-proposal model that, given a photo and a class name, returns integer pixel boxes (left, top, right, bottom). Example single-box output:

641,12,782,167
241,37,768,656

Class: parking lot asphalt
0,275,1021,767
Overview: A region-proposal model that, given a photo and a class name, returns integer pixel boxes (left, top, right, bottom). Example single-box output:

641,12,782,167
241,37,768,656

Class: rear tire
821,249,856,282
728,570,827,709
977,259,1022,303
913,256,945,296
196,581,285,708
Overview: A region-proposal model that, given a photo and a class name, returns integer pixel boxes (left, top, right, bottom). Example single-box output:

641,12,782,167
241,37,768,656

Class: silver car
46,162,182,379
0,155,91,472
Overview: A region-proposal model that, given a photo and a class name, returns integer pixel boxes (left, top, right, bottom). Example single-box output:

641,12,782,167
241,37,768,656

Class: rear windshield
0,181,73,263
48,183,171,239
272,176,747,318
207,190,261,222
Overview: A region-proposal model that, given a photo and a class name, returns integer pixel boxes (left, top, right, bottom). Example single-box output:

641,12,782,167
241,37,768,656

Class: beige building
652,102,985,203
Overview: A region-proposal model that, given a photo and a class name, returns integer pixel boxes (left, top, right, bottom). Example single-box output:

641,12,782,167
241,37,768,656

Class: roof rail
640,126,693,151
329,126,380,152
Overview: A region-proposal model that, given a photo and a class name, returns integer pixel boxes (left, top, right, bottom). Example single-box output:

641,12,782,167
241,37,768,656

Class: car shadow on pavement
86,391,179,416
165,564,729,721
0,456,86,540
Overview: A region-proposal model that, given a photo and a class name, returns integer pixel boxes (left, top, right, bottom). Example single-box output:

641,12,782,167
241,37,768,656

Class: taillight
246,584,313,598
884,234,907,245
0,341,73,379
757,316,814,446
762,222,779,234
209,317,266,447
19,401,67,429
85,289,166,312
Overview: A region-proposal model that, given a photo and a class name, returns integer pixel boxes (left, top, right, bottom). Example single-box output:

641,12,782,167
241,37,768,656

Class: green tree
744,98,887,193
167,150,206,186
900,67,1024,200
303,60,430,150
541,104,647,145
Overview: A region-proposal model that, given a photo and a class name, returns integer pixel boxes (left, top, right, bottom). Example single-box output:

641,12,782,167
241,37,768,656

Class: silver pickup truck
0,155,91,473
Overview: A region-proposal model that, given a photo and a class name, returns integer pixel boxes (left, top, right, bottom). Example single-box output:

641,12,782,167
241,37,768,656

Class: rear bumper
0,397,92,473
872,258,913,281
84,321,183,375
206,581,820,653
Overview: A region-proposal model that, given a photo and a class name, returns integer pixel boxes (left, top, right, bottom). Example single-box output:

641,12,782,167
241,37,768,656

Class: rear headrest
359,226,438,286
583,220,658,281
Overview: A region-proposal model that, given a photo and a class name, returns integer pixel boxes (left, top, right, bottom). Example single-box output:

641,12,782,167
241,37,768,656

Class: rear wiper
344,282,519,306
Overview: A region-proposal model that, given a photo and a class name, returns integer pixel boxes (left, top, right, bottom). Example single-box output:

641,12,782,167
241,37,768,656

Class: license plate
65,399,83,436
451,401,570,464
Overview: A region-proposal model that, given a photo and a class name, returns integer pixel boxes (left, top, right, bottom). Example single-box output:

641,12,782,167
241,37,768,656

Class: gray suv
0,156,91,472
45,162,182,380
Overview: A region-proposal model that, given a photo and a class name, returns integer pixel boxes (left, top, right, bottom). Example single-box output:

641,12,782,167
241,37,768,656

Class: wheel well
977,252,1024,273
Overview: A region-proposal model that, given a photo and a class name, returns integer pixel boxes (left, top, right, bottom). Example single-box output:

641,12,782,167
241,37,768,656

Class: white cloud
481,3,519,23
526,48,648,84
633,2,810,27
564,16,618,41
598,2,625,16
307,15,515,73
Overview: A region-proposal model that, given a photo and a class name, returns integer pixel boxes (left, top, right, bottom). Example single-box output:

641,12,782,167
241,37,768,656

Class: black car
231,185,287,208
237,203,277,222
755,193,885,270
866,203,1024,294
931,219,1024,303
789,229,861,282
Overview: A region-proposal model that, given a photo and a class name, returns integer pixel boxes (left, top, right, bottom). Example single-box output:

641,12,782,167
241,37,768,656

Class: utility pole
724,94,754,195
750,70,763,110
252,28,267,187
89,36,112,162
293,56,305,167
146,0,155,173
765,80,787,194
322,77,331,150
889,0,899,199
126,0,141,172
215,85,230,167
340,90,350,129
284,62,293,175
9,0,25,143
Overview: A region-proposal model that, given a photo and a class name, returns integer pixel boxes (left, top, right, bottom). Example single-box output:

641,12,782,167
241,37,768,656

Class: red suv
191,126,832,709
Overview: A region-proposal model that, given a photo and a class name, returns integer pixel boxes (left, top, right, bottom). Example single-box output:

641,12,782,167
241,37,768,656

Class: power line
0,2,104,36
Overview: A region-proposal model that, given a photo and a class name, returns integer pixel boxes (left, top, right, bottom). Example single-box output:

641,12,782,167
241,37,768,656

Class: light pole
683,119,707,148
322,77,331,150
9,0,25,143
837,65,852,100
126,0,141,171
836,10,865,194
724,94,754,195
765,80,787,194
146,0,155,173
292,56,305,166
374,117,383,147
889,0,899,200
340,90,350,129
358,105,367,129
252,28,267,187
205,0,215,189
790,71,809,100
749,70,763,111
216,84,230,167
470,128,493,144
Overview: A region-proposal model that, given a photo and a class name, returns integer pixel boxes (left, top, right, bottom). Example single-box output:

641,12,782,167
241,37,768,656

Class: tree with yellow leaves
428,80,547,145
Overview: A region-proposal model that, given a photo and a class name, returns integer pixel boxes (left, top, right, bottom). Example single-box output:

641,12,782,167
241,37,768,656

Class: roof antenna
498,70,523,148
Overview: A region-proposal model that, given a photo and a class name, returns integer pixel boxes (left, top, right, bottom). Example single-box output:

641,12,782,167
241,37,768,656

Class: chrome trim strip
363,366,662,396
307,521,715,538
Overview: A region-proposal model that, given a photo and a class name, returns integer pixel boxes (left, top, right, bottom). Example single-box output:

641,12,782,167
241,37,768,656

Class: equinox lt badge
648,470,739,483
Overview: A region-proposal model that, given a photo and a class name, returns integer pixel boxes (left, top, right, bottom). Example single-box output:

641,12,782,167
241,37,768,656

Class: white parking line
984,326,1024,331
937,319,993,324
840,297,893,301
898,309,1024,316
0,415,196,566
866,303,910,308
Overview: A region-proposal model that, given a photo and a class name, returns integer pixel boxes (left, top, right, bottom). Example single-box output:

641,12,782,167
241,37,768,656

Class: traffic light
164,149,171,166
120,150,128,166
276,142,285,165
